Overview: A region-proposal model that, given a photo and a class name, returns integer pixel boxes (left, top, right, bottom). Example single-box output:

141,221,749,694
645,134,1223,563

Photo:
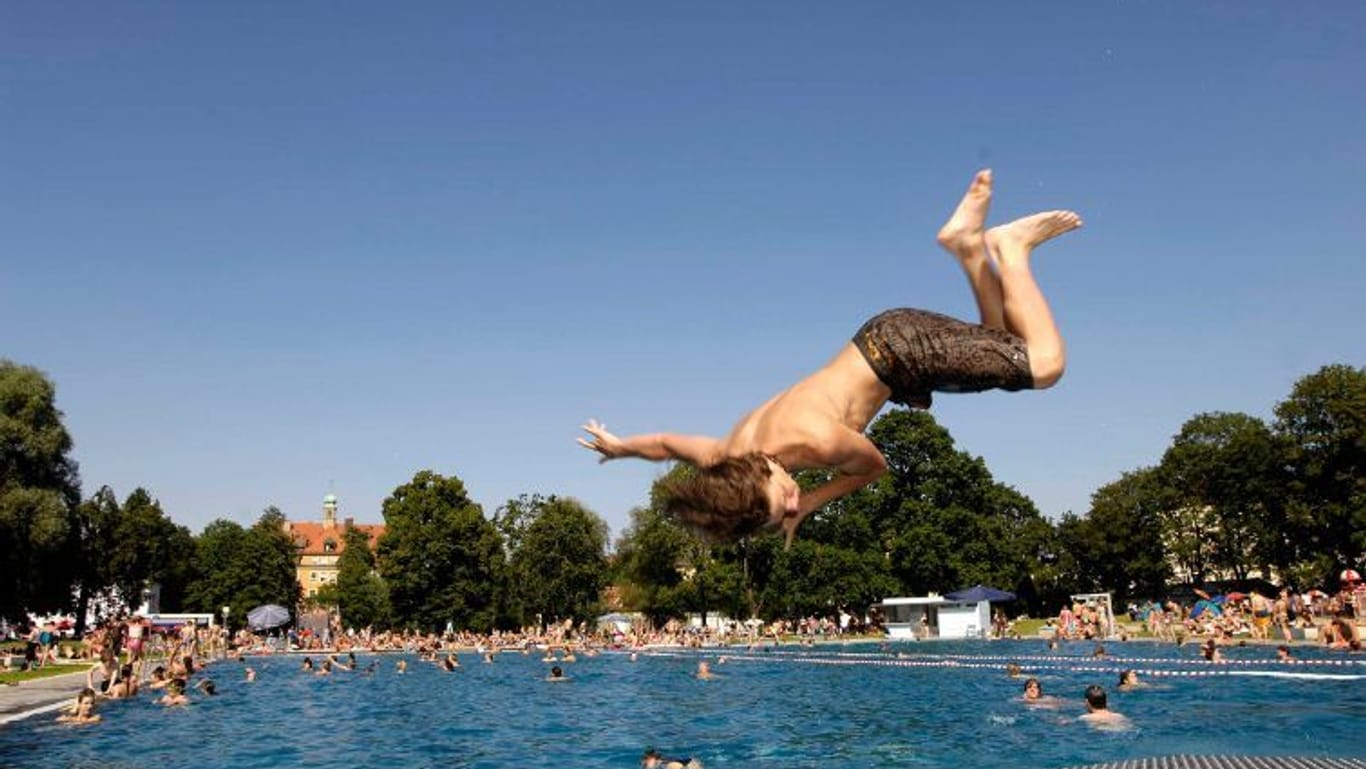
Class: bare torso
717,343,892,470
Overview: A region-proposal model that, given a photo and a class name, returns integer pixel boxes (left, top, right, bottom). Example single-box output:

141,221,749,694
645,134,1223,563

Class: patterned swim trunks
852,308,1034,409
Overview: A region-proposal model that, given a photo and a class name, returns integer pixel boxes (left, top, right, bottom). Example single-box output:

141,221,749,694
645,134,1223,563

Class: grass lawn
0,663,92,686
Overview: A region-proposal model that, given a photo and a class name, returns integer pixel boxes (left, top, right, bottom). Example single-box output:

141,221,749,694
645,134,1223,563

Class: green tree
107,489,195,613
1273,364,1365,586
336,525,391,630
185,508,301,626
757,539,897,620
184,518,250,619
506,496,609,627
236,507,302,615
1054,468,1171,602
377,470,505,632
72,486,123,632
0,361,81,622
677,542,752,624
863,410,1056,606
613,504,693,626
1158,412,1282,581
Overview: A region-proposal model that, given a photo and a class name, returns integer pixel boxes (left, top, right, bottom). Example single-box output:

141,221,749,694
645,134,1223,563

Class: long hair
660,453,773,542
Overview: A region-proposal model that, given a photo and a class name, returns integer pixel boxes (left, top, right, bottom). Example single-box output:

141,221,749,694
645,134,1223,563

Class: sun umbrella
943,585,1016,602
1224,592,1248,602
1341,569,1362,583
1191,599,1223,619
246,604,292,630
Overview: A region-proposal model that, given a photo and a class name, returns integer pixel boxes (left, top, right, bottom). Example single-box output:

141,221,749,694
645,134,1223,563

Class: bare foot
986,210,1083,263
936,169,992,257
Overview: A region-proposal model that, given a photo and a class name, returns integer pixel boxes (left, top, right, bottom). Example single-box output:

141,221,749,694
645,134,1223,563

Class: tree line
2,359,1360,633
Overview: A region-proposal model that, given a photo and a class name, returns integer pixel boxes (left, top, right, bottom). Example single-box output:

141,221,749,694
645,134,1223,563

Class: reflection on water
1,641,1363,769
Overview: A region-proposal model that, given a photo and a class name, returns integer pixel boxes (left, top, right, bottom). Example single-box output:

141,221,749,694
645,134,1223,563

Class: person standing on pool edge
579,170,1081,546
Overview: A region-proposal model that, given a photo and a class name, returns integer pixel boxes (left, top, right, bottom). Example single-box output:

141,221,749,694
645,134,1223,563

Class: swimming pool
1,640,1362,768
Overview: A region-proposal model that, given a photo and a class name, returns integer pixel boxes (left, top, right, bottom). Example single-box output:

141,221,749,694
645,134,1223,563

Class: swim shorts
852,308,1034,408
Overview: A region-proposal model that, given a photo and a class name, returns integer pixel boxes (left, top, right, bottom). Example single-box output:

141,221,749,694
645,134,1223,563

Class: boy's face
761,459,801,531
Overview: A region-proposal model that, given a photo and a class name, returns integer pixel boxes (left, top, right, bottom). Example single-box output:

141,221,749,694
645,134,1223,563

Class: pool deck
0,668,89,725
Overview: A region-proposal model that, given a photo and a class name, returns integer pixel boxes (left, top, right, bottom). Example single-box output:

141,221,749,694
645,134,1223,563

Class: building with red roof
283,493,385,599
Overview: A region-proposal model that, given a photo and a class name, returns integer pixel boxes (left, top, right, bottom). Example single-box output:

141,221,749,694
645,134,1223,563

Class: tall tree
1054,468,1171,602
0,361,81,622
72,486,123,632
377,470,505,632
236,507,302,615
613,504,693,626
1273,364,1365,586
107,489,195,612
1158,412,1282,582
336,525,390,630
863,410,1057,603
184,518,250,619
506,495,609,627
181,509,300,627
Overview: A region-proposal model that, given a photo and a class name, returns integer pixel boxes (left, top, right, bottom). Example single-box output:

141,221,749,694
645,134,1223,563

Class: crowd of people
1123,583,1364,651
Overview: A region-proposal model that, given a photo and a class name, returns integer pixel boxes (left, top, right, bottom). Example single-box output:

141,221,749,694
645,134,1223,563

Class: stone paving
0,667,91,725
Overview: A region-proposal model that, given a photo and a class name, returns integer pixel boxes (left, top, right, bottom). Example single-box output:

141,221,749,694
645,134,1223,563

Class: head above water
660,453,800,544
1084,684,1107,710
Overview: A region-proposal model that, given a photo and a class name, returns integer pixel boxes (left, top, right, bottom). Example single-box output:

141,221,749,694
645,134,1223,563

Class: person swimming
1078,684,1130,730
1019,677,1061,708
642,748,703,768
56,688,101,724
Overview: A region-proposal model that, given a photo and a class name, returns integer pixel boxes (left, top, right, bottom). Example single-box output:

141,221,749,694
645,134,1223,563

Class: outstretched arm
578,420,721,467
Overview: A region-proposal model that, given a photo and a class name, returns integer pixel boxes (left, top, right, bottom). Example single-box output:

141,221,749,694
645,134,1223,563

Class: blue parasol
943,585,1016,602
246,604,292,630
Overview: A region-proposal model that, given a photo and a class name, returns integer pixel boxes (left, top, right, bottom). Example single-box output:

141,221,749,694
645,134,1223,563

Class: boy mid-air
580,170,1081,546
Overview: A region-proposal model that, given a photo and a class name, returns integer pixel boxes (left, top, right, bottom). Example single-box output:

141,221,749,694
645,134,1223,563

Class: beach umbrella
246,604,292,630
1191,599,1223,619
1341,569,1361,584
1224,592,1248,602
943,585,1016,603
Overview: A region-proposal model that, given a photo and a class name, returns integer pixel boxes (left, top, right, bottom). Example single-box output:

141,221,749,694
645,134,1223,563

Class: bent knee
1030,353,1065,390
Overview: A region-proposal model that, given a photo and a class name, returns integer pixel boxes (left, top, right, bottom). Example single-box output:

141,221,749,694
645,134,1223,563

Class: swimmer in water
1078,685,1130,730
57,688,101,724
1117,669,1143,690
1020,677,1062,708
546,665,570,682
642,748,703,768
580,170,1081,546
158,679,190,706
696,661,718,680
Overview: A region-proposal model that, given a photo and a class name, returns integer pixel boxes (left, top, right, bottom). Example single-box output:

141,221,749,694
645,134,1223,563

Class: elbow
864,452,888,480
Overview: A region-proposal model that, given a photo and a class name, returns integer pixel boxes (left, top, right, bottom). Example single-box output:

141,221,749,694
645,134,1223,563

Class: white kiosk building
877,595,991,640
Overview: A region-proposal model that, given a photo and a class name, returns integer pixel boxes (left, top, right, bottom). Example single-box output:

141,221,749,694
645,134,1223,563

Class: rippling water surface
2,640,1363,768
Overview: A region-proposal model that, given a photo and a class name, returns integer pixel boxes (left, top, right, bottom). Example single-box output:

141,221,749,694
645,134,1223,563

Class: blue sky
3,2,1363,541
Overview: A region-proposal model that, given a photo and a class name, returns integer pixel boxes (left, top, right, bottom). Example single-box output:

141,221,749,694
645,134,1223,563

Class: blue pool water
1,640,1362,768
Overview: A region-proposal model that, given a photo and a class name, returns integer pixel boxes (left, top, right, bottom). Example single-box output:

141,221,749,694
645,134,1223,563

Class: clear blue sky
4,2,1363,541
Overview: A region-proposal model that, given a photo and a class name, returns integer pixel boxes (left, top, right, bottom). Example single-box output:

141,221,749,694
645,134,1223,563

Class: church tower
322,492,339,530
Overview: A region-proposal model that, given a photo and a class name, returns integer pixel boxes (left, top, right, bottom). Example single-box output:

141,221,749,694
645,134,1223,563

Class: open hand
577,419,626,462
